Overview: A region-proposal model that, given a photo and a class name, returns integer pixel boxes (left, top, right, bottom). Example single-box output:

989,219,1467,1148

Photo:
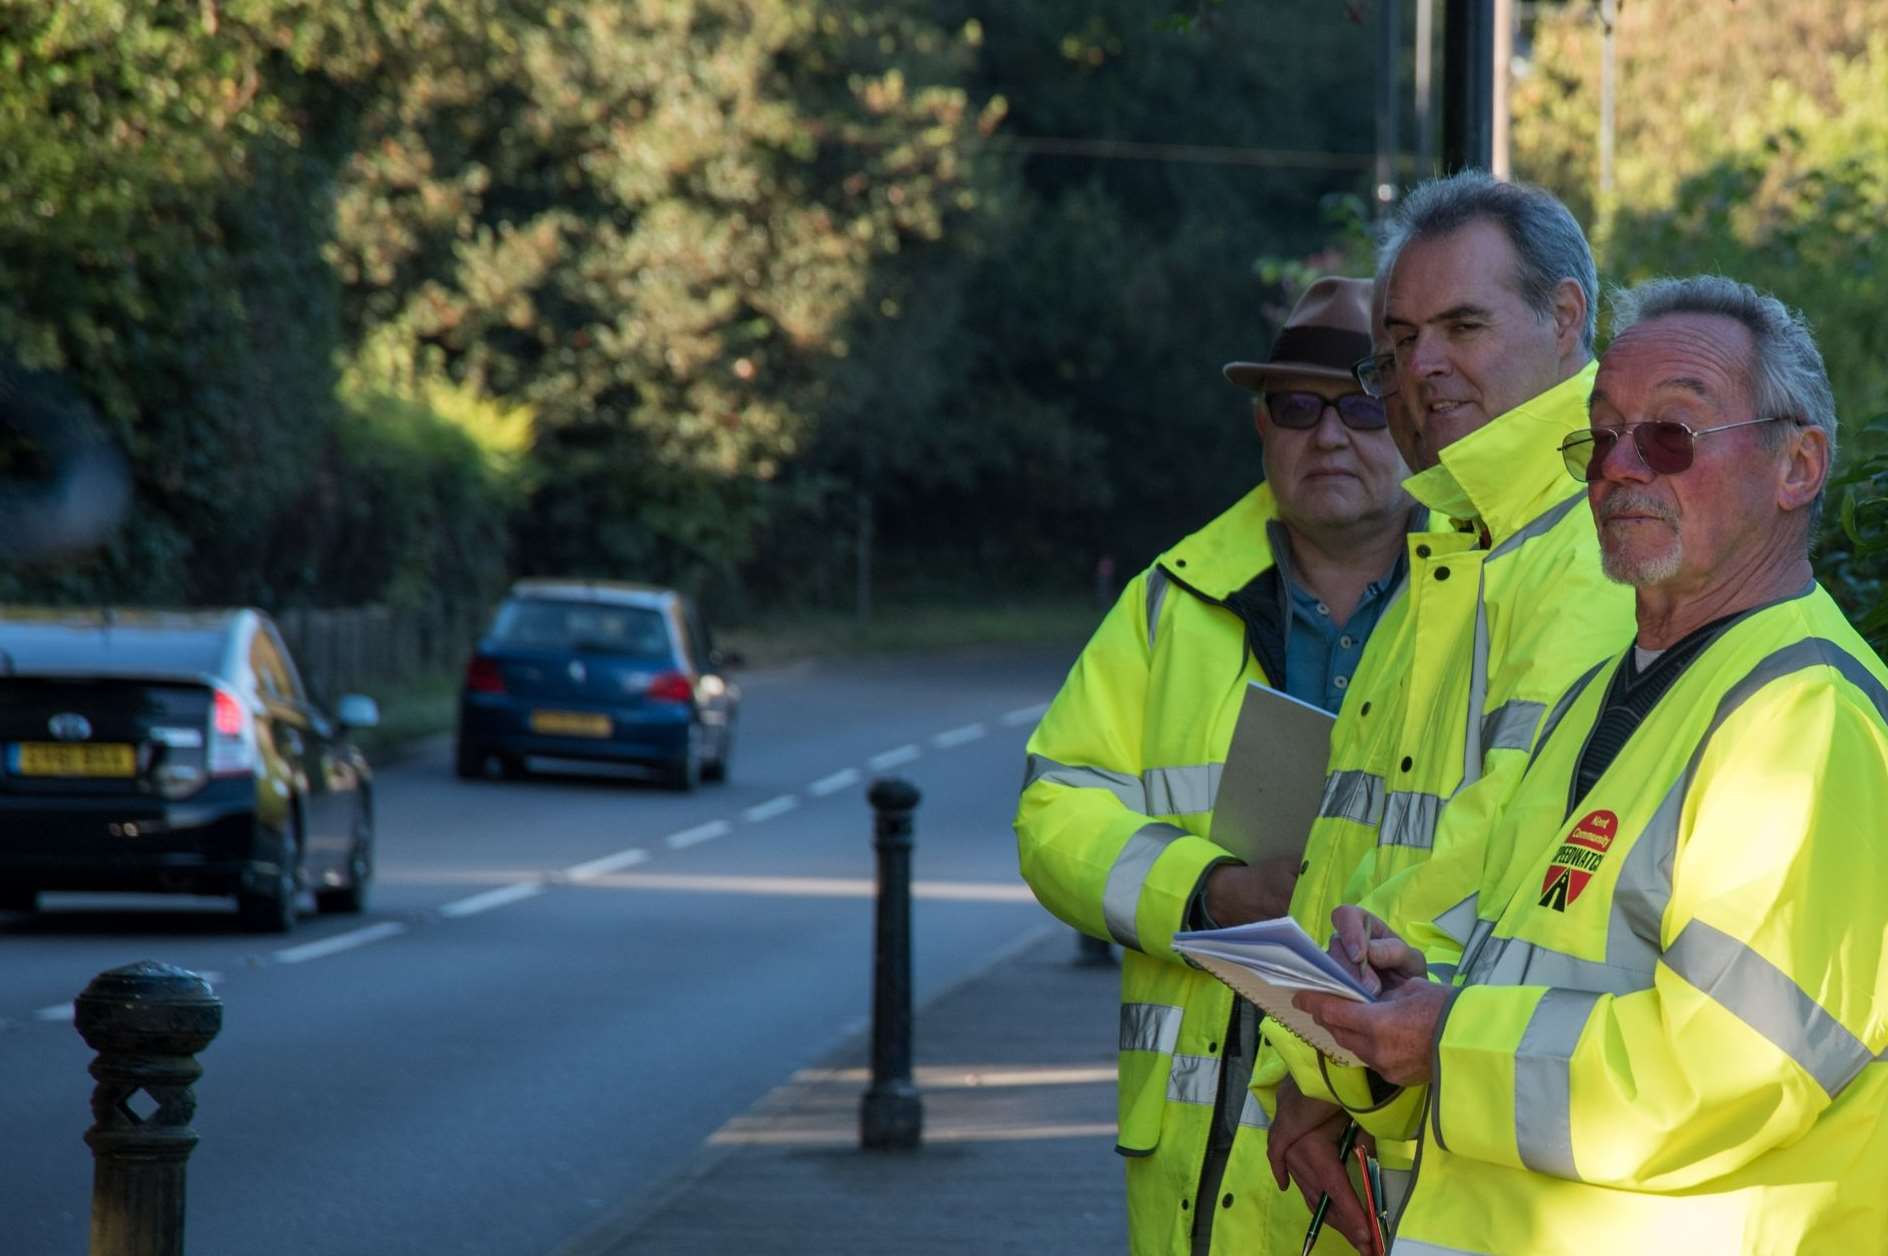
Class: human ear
1778,423,1830,514
1550,278,1587,358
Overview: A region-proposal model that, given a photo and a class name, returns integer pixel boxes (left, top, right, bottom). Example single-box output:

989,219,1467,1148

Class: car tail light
209,686,257,776
465,655,505,694
646,671,694,703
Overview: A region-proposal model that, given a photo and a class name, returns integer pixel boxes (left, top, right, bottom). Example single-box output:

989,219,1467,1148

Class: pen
1300,1120,1362,1256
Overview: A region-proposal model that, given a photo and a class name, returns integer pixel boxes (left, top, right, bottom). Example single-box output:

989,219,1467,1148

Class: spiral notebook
1171,916,1376,1065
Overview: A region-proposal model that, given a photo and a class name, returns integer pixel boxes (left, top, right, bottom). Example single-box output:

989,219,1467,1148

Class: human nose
1312,401,1351,448
1403,327,1450,378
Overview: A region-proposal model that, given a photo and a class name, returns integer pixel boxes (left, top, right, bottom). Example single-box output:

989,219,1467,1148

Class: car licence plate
13,742,138,778
529,710,611,738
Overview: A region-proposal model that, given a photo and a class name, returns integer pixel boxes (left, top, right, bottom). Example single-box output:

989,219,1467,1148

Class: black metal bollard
73,962,223,1256
860,776,923,1150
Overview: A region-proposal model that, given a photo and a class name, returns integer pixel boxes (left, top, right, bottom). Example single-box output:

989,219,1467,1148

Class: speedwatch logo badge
1539,809,1617,912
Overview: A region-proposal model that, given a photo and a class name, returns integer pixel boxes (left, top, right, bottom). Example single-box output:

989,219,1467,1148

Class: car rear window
0,623,227,676
489,599,672,657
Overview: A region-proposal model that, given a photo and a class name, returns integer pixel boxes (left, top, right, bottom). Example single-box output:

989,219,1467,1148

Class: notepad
1208,682,1335,867
1172,916,1375,1066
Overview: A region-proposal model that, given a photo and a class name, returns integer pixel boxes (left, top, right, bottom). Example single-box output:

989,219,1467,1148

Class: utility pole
1441,0,1494,173
1415,0,1436,176
1491,0,1514,178
1375,0,1401,218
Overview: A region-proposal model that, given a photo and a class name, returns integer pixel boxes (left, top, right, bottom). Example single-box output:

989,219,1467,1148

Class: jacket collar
1155,483,1281,601
1403,361,1598,546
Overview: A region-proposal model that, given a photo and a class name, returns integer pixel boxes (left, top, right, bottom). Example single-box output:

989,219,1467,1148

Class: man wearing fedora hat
1016,274,1419,1256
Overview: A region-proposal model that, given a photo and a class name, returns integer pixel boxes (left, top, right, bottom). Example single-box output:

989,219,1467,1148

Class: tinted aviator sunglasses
1262,389,1388,431
1558,416,1789,482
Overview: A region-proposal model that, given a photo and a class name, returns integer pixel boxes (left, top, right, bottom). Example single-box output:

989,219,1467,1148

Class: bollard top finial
74,961,223,1057
867,776,921,812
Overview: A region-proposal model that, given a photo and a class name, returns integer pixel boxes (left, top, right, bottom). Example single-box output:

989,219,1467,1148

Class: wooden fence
275,601,490,700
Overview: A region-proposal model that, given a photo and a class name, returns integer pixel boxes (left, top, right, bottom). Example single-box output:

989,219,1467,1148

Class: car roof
0,607,249,679
505,580,679,610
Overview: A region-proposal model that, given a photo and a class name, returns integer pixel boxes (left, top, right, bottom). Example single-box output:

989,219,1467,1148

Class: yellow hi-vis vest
1263,369,1635,1182
1389,585,1888,1255
1015,483,1363,1256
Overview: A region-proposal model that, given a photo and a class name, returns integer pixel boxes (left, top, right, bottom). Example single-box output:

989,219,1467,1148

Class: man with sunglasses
1295,275,1888,1256
1259,171,1638,1255
1015,275,1418,1256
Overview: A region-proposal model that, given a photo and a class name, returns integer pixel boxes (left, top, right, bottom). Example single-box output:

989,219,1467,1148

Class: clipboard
1208,681,1335,866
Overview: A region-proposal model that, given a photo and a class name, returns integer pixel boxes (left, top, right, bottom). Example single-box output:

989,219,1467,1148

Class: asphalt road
0,643,1079,1256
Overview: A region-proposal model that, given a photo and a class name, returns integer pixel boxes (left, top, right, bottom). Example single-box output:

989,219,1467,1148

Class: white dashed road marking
666,820,731,850
808,768,862,797
567,847,651,881
869,745,921,771
439,882,546,918
742,795,799,824
933,723,986,749
274,921,408,965
1000,702,1050,727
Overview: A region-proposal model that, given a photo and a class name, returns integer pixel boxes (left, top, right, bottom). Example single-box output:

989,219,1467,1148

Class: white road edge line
742,795,799,823
933,722,987,749
666,820,732,850
567,848,651,881
869,744,921,771
808,767,862,797
274,921,408,965
439,882,547,918
999,702,1050,727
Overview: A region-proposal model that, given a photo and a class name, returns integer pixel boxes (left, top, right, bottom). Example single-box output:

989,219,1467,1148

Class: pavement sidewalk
557,927,1126,1255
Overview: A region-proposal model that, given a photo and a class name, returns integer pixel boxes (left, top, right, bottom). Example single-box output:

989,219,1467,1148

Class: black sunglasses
1558,416,1788,482
1263,390,1388,432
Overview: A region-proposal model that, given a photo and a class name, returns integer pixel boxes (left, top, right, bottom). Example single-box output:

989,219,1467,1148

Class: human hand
1269,1087,1381,1256
1294,979,1449,1087
1326,905,1427,997
1203,856,1300,926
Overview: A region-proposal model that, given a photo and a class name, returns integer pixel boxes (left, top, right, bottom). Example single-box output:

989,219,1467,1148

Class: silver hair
1377,169,1598,354
1610,274,1837,531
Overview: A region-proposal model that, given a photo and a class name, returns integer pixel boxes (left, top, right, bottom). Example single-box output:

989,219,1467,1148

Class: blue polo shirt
1283,563,1402,715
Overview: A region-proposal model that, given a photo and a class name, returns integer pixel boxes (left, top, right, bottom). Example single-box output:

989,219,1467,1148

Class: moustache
1596,491,1678,526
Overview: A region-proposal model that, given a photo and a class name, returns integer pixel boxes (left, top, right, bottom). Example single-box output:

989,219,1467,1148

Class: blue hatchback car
454,581,740,790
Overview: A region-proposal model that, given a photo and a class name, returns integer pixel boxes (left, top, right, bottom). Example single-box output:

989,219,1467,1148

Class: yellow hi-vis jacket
1263,368,1634,1142
1385,584,1888,1255
1015,483,1363,1256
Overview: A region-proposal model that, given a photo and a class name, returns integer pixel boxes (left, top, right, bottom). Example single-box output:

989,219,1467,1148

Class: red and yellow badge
1538,809,1617,912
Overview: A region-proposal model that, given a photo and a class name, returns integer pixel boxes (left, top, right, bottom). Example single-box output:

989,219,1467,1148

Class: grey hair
1377,169,1598,354
1610,274,1837,531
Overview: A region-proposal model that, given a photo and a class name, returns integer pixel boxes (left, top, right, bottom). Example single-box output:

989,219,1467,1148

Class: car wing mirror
336,694,381,731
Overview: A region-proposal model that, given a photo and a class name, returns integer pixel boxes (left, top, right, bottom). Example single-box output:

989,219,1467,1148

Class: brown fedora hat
1223,275,1374,391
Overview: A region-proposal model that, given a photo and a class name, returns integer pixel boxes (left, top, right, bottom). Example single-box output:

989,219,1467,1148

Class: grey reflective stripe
1166,1052,1219,1106
1458,916,1497,976
1022,754,1147,810
1460,569,1491,788
1527,659,1611,773
1487,490,1586,561
1428,962,1457,984
1318,769,1385,825
1102,823,1186,951
1665,919,1876,1098
1147,567,1171,650
1513,988,1600,1179
1379,790,1444,849
1119,1002,1184,1055
1467,930,1653,997
1237,1088,1270,1129
1433,893,1480,948
1480,699,1546,755
1142,763,1222,816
